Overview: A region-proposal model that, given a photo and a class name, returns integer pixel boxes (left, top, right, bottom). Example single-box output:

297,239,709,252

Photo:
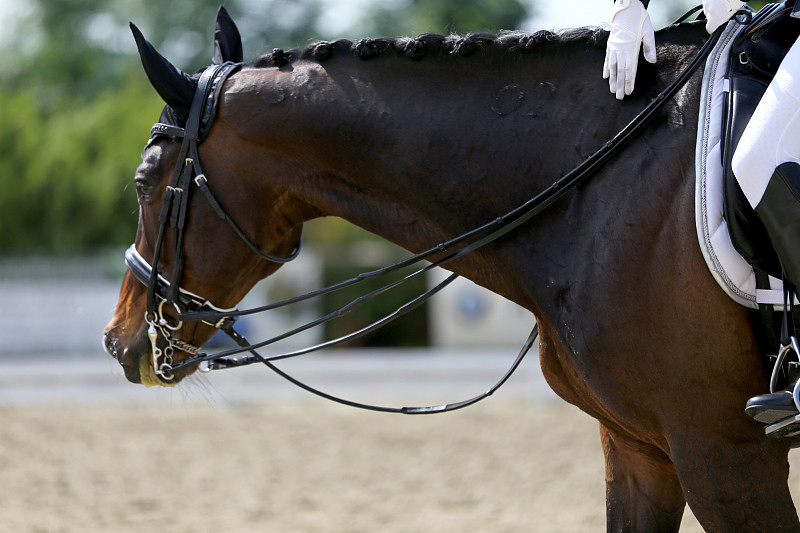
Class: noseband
125,18,723,411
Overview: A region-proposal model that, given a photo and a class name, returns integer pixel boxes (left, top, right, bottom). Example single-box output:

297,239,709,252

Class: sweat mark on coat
260,85,286,105
492,85,525,116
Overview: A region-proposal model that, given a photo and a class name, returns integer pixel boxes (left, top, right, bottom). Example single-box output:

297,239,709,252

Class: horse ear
130,22,196,115
212,6,243,64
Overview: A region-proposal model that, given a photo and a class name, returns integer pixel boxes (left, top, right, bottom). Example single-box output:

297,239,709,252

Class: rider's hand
603,0,657,100
703,0,746,34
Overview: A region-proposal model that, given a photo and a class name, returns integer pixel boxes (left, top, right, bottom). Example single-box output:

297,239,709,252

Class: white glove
703,0,746,34
603,0,657,100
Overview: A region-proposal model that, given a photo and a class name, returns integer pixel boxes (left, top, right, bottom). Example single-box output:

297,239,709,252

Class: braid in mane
449,32,496,56
310,41,334,61
353,38,393,60
271,48,290,67
401,36,428,61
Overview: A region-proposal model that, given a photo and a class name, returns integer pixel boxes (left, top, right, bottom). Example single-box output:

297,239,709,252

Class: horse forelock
250,27,609,69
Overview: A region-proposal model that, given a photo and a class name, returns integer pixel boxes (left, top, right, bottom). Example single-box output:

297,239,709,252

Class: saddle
722,2,800,278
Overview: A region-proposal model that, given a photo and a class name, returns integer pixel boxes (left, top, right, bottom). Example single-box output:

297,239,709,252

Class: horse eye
134,178,155,200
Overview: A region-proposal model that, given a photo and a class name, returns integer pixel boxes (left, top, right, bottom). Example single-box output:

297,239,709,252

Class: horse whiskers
180,369,232,409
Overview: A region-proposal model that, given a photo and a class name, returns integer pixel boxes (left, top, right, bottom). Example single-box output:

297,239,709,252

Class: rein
129,17,724,413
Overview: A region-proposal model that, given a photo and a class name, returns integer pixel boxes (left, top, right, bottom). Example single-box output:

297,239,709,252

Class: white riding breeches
732,34,800,208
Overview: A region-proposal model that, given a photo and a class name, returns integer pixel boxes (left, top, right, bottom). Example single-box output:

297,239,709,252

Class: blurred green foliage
0,76,160,253
0,0,530,255
323,262,430,346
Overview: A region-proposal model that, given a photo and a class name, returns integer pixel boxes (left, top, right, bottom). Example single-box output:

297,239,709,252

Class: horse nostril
103,332,121,360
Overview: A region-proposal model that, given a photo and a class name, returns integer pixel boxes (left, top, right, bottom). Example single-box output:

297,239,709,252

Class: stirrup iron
769,336,800,394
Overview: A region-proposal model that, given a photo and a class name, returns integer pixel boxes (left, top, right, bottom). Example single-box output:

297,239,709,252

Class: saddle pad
695,20,785,308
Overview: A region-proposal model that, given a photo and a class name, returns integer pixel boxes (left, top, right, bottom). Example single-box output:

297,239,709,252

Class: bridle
133,61,301,382
126,15,725,412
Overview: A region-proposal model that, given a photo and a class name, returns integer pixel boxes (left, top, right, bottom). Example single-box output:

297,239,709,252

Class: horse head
103,7,302,386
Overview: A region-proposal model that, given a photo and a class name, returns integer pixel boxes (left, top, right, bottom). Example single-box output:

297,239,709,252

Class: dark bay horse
103,10,800,531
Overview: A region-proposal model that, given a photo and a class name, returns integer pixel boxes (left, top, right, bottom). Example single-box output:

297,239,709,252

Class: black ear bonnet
131,6,243,127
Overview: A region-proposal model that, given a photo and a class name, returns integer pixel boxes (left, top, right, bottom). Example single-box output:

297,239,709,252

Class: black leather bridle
126,16,724,413
131,61,300,382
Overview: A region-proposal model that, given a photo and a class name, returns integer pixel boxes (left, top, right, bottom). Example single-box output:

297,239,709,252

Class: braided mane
251,27,608,68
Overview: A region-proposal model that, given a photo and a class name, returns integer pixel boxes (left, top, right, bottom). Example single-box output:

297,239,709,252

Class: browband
150,61,240,142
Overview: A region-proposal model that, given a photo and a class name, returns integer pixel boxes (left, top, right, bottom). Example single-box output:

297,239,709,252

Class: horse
103,8,800,531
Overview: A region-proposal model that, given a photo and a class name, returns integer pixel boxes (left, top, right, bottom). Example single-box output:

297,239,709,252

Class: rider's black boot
753,162,800,288
746,388,800,442
744,162,800,438
745,388,798,425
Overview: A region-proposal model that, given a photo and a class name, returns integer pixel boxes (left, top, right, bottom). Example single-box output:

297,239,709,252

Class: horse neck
217,24,706,302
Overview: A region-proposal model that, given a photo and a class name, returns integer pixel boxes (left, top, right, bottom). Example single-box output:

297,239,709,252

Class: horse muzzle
102,324,194,387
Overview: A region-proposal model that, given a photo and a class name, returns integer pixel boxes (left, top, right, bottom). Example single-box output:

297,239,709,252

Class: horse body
104,19,799,531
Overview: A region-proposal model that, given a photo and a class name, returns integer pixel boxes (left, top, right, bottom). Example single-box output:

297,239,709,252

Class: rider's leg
732,36,800,429
732,36,800,218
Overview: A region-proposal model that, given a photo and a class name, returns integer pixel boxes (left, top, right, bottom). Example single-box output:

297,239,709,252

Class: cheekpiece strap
145,62,236,312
